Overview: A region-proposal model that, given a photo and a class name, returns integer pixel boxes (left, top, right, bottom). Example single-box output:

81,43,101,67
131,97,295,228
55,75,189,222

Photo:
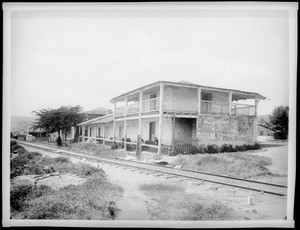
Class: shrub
23,197,80,219
10,151,43,179
205,144,219,154
182,199,231,220
220,144,236,153
10,184,54,212
83,142,98,152
54,157,70,164
10,184,34,212
246,142,261,150
235,144,247,152
198,144,206,154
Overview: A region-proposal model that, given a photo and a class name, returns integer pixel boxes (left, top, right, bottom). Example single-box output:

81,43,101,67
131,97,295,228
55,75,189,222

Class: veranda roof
77,114,113,126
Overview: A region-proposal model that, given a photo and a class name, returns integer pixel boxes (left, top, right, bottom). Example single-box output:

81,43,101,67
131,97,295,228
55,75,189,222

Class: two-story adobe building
78,80,266,154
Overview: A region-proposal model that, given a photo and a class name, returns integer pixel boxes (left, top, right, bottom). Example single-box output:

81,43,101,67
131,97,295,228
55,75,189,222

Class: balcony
201,100,230,115
115,99,255,118
201,101,255,116
114,97,160,118
231,103,255,116
142,97,160,114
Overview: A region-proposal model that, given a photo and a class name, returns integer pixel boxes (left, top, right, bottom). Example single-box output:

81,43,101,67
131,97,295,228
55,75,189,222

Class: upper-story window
201,92,212,101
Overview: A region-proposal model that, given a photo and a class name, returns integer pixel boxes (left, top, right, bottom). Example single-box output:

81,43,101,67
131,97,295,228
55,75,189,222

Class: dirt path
21,145,287,221
248,145,288,185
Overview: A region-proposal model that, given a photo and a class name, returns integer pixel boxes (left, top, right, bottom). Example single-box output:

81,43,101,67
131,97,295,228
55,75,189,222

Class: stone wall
197,115,256,145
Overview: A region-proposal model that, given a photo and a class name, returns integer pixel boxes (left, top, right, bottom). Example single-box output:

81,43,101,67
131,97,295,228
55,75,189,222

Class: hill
11,116,36,133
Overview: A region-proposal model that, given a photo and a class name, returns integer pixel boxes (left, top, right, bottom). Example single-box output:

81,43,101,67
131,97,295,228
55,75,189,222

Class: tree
33,105,85,141
269,106,289,139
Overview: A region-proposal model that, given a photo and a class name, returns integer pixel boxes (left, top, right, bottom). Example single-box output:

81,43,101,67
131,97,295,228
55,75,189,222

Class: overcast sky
8,3,293,117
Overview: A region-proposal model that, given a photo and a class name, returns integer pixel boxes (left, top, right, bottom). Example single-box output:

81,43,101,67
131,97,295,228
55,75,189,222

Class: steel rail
16,141,287,197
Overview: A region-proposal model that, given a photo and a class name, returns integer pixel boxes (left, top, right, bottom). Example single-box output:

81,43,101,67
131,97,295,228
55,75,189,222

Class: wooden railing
173,139,199,154
127,103,140,115
231,103,255,116
142,97,160,113
115,106,125,116
201,100,230,115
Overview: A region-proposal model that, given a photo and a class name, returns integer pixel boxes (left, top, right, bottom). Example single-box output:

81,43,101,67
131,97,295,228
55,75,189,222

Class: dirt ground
21,145,287,221
248,144,288,185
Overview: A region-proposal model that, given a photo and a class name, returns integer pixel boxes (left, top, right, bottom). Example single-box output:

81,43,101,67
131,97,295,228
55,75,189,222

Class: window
260,131,264,136
201,92,213,101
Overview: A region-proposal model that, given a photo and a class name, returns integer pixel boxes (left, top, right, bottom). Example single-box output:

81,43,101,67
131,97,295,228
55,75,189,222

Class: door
149,93,157,111
149,122,156,141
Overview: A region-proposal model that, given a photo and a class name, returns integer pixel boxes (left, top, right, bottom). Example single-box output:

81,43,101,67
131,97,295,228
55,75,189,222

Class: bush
54,157,70,164
10,184,34,212
10,151,43,179
246,142,261,150
235,144,247,152
10,184,54,212
182,199,231,220
205,144,219,154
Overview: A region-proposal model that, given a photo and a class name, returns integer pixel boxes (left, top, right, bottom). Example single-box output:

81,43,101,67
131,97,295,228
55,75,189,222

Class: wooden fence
173,139,199,154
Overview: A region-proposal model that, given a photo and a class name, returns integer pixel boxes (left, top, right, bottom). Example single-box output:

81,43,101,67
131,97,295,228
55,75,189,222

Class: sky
8,3,293,117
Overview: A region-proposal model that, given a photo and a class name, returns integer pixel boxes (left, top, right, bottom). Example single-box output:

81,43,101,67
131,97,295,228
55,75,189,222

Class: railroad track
16,140,287,197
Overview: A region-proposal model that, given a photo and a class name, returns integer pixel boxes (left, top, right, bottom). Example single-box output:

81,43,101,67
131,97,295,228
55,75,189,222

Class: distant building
83,107,112,121
68,107,112,140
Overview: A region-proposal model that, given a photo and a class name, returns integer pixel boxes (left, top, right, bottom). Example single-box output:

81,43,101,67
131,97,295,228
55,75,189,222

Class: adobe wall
197,115,256,146
163,86,198,112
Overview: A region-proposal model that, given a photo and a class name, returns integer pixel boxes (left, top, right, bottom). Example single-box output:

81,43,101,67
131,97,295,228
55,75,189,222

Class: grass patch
67,142,127,158
20,176,123,219
10,148,123,219
37,157,105,177
170,152,273,179
139,183,232,220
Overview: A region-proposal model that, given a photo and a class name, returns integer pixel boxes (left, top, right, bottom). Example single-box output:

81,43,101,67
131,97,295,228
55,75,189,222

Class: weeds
10,148,123,220
170,152,273,179
139,183,232,220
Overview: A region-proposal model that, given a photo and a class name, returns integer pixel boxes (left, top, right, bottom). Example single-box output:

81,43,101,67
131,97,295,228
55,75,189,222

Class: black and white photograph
2,2,297,228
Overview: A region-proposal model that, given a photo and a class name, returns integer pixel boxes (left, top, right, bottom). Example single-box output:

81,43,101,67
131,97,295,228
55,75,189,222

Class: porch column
82,125,85,142
158,83,164,155
124,96,128,151
197,88,201,143
172,114,176,152
197,87,201,115
228,91,232,115
94,125,97,141
253,95,259,143
138,91,143,136
103,125,106,146
254,95,258,116
113,101,116,141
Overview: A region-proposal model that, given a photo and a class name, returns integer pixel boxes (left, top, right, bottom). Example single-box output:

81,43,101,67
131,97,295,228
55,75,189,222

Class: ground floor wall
197,115,256,145
81,114,256,147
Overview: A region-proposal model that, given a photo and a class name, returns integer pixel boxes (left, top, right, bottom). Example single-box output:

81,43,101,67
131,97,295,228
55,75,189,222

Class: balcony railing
142,97,160,113
115,106,125,117
127,103,140,115
231,103,255,116
115,97,160,117
115,99,255,117
201,100,230,115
